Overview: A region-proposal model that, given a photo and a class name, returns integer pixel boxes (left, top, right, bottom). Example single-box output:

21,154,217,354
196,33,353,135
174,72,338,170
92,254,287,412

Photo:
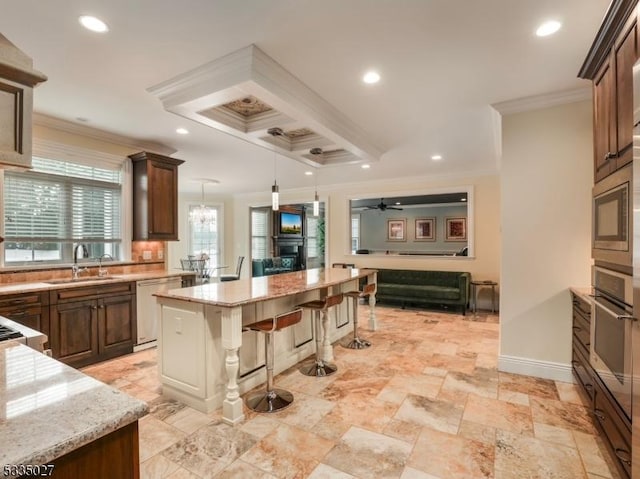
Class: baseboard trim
498,355,574,383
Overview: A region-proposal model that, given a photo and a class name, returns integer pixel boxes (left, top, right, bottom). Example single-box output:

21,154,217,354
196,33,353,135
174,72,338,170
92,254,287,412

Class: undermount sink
44,276,120,285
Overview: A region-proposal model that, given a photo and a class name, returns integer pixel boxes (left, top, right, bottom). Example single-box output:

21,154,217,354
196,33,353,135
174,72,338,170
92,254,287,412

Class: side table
470,280,498,314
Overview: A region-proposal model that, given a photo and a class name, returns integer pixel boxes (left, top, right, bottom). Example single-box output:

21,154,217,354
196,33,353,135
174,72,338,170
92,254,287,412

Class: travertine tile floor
82,306,620,479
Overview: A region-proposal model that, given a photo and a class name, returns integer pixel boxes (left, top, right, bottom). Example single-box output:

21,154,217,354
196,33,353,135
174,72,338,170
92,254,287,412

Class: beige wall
233,173,501,284
500,100,592,376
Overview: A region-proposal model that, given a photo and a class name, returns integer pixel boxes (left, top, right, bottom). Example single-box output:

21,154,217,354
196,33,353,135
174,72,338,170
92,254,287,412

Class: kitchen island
0,341,147,478
154,267,377,425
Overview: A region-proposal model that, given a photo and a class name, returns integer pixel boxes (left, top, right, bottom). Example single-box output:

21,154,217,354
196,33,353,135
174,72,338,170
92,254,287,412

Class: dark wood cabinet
129,151,184,241
0,291,49,340
50,282,136,368
571,291,630,479
580,1,639,183
0,34,47,169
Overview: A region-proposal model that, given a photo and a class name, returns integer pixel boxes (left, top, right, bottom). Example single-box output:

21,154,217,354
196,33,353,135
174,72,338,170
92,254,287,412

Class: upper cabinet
579,0,639,183
129,151,184,241
0,34,47,169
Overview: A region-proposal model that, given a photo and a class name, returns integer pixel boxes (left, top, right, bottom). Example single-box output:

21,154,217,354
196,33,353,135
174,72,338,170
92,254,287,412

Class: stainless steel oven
591,266,633,419
593,164,632,272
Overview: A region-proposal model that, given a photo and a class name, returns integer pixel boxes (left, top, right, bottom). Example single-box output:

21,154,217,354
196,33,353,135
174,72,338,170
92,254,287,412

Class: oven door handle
594,298,636,321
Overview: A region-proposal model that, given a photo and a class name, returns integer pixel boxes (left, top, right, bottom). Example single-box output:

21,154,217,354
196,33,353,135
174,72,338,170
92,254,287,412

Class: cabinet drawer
51,282,135,303
572,310,591,353
0,292,47,309
593,378,631,478
572,345,594,402
571,293,592,320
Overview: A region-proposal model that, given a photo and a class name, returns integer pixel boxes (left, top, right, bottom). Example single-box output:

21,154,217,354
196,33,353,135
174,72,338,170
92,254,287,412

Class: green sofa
252,256,298,277
375,269,470,314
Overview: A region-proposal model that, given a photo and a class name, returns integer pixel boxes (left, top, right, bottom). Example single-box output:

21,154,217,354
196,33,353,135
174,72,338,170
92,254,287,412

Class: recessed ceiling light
305,171,313,176
361,164,371,169
431,155,443,161
176,128,189,135
79,15,109,33
75,117,89,123
362,71,380,84
536,20,561,37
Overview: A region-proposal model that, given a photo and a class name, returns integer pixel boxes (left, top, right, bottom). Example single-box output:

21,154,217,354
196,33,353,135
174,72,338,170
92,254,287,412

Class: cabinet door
594,58,616,182
148,160,178,239
50,300,98,367
614,17,638,169
0,78,34,169
98,294,136,359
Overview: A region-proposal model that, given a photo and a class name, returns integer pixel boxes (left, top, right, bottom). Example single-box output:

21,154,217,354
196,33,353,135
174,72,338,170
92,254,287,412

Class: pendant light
310,148,322,216
268,127,284,211
189,181,217,225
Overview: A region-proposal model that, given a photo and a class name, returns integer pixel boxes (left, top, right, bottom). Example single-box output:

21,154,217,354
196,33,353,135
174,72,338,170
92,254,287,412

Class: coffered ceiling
0,0,611,194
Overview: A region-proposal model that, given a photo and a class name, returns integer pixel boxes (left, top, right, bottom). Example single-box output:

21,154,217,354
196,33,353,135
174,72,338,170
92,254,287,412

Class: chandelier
189,181,217,225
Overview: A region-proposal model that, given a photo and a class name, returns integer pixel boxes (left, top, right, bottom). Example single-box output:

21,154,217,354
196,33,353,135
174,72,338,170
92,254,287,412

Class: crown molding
491,88,592,116
33,112,176,156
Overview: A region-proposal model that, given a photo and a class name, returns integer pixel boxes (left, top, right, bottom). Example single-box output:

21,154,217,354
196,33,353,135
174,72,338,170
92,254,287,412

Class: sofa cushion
263,258,274,268
377,283,460,300
281,257,295,269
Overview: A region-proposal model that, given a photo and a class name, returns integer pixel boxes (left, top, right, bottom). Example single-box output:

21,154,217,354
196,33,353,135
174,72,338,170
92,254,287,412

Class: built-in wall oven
593,164,632,274
591,266,633,419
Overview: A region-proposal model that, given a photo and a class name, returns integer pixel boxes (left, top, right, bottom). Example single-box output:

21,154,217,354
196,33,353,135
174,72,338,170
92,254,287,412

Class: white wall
500,100,592,380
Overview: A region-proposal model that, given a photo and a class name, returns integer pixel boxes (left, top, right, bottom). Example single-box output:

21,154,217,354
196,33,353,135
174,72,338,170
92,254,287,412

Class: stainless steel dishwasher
136,276,182,350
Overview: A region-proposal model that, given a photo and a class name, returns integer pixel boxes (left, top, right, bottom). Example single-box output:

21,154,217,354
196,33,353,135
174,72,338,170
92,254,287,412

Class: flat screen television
279,211,302,236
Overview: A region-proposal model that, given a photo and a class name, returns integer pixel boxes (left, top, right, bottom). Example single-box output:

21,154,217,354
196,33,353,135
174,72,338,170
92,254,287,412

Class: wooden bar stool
342,282,375,349
297,293,344,377
243,308,303,412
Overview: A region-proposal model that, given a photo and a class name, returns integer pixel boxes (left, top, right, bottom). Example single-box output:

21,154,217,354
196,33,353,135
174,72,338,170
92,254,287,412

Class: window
251,208,270,260
4,157,122,264
188,204,222,270
351,214,360,253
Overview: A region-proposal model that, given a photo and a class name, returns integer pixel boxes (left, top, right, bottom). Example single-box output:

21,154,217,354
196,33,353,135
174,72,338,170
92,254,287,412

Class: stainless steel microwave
593,164,632,270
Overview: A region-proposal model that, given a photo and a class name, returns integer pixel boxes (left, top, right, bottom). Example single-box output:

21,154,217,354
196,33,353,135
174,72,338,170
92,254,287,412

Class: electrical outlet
143,250,152,260
158,250,164,260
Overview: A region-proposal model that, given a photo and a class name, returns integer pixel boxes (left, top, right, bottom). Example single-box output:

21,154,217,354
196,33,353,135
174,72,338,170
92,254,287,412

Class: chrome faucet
98,253,113,277
72,244,89,279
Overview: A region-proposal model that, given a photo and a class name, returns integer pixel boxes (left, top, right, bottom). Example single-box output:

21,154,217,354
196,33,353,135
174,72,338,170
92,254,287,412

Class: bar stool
342,282,375,349
243,308,303,412
297,293,344,377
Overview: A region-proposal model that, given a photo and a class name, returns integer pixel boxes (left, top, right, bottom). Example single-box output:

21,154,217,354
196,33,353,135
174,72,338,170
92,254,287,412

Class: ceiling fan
365,198,403,211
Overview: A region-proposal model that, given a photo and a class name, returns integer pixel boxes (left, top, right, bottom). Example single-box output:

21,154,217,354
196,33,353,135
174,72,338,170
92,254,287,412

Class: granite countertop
0,270,194,296
570,286,594,303
155,267,377,308
0,341,147,468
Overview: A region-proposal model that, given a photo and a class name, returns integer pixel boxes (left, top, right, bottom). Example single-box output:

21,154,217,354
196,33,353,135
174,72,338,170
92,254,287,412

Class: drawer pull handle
572,326,581,331
10,312,26,318
594,409,606,421
571,360,579,366
9,299,26,305
615,448,631,466
585,383,594,391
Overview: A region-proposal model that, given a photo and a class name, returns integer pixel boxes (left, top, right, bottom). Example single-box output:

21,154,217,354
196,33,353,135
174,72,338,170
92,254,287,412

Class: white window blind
251,208,270,260
307,217,318,258
4,157,122,264
351,215,360,253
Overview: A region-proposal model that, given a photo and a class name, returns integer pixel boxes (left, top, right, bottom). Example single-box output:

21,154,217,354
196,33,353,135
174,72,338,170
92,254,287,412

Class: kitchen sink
44,276,120,285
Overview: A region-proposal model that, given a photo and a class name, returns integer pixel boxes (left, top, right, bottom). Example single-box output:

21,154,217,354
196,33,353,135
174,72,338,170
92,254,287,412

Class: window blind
251,208,269,260
4,157,122,263
307,217,318,258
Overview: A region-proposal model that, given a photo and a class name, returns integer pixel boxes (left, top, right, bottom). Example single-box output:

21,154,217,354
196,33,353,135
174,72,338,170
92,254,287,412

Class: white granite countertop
0,270,193,296
0,341,147,468
155,267,376,307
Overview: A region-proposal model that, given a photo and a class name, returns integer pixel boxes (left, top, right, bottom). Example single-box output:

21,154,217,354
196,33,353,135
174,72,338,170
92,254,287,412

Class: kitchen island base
155,268,376,424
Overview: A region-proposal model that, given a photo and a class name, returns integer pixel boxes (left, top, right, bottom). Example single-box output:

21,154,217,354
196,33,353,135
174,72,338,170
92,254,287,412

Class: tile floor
82,306,621,479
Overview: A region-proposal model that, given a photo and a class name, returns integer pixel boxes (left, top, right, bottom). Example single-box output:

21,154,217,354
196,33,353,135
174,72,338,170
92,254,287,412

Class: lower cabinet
50,282,136,368
571,291,630,479
0,291,49,347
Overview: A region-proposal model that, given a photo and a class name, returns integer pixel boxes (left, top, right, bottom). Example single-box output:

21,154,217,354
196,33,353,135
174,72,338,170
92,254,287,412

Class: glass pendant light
268,128,284,211
310,148,322,216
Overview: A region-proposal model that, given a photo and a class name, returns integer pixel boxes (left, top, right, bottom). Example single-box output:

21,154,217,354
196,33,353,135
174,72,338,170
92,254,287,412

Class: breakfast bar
154,267,377,425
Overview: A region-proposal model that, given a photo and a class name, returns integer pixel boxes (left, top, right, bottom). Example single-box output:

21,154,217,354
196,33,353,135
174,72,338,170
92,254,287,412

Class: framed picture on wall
445,217,467,241
387,218,406,241
415,218,435,241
